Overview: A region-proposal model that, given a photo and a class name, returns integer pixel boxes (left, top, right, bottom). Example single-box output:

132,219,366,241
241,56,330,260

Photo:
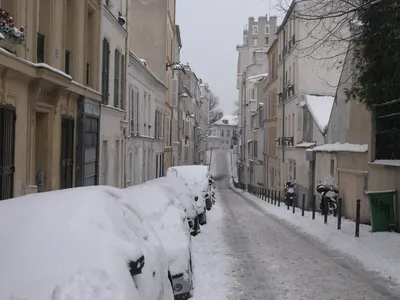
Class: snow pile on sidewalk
231,183,400,285
191,200,235,300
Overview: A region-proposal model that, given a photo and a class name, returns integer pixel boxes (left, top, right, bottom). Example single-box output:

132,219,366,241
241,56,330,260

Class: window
292,113,295,138
143,91,147,133
330,159,335,177
265,37,269,45
265,25,269,34
252,25,258,35
227,130,231,137
129,85,134,135
86,7,95,87
221,130,224,137
120,55,125,109
135,89,140,135
253,37,258,46
233,130,237,136
254,140,258,158
251,88,255,99
148,94,151,136
101,38,110,105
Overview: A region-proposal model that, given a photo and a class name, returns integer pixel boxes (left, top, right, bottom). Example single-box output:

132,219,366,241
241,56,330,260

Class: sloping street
210,150,400,300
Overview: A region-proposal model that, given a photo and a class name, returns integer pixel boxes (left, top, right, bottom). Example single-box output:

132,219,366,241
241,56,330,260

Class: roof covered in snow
300,95,335,134
312,143,368,153
213,115,238,126
247,73,268,83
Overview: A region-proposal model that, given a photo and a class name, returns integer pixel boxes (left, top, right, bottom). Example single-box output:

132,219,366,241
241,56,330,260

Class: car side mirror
129,255,145,277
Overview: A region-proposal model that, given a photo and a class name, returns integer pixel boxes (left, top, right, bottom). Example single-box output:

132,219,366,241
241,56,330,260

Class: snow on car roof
123,184,191,276
0,186,143,300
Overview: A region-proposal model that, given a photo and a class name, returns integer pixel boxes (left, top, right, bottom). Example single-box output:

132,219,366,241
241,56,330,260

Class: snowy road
211,150,399,300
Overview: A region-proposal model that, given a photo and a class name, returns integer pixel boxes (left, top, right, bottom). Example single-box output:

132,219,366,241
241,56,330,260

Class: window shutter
101,38,110,105
172,78,178,107
136,90,140,135
120,54,125,110
114,50,120,108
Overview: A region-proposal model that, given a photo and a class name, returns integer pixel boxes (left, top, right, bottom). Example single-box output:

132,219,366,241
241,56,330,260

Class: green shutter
120,54,125,110
102,38,110,105
114,50,120,108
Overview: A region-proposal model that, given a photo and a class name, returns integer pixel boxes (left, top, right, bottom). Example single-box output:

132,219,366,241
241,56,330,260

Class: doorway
35,112,49,192
0,105,16,200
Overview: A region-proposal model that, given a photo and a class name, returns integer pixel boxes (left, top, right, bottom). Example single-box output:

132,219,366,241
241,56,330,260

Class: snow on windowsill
369,160,400,168
102,104,126,113
312,143,368,153
296,142,316,148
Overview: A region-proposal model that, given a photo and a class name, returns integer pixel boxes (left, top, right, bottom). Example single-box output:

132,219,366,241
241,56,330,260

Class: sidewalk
230,181,400,286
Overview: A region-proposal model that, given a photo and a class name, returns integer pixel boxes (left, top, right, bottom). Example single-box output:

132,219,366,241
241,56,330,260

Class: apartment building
180,64,201,164
172,25,183,166
126,51,167,185
99,0,128,188
198,82,210,163
207,115,238,151
164,0,177,173
236,14,277,186
276,1,345,204
0,0,102,199
127,0,168,179
265,38,280,193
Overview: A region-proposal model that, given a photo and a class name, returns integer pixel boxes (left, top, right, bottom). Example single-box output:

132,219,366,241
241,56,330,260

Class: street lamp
166,62,187,74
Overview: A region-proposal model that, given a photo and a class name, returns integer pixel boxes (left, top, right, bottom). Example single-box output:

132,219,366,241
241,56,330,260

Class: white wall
99,0,128,188
126,52,167,185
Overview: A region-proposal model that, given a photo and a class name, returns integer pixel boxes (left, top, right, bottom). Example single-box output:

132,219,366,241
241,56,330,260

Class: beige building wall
265,38,280,193
164,0,176,173
0,0,101,199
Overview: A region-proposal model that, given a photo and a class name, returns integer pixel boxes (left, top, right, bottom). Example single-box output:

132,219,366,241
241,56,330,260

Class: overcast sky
176,0,282,115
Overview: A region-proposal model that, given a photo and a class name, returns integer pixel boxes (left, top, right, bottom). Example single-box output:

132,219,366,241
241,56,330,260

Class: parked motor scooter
316,184,339,216
284,181,296,206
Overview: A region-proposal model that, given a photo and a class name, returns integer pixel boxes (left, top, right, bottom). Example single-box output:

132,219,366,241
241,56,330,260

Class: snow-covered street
195,150,400,300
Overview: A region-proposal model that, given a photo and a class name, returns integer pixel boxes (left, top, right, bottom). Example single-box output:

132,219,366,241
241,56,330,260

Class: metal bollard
292,197,296,214
267,189,270,203
302,194,305,216
278,191,281,207
274,190,277,205
312,195,316,220
337,197,342,230
355,199,361,238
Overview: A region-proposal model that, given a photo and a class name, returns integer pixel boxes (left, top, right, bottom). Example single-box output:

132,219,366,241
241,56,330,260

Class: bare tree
208,92,223,124
232,99,240,116
276,0,386,62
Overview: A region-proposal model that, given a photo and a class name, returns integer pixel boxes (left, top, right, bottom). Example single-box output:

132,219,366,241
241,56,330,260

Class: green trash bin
366,190,397,232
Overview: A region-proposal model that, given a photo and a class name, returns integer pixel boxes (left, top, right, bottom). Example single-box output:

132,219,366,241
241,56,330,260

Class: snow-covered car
123,184,194,300
147,176,204,232
0,186,173,300
167,165,212,216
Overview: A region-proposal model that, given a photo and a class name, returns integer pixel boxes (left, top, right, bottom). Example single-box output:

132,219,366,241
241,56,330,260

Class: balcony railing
277,136,294,147
0,8,24,54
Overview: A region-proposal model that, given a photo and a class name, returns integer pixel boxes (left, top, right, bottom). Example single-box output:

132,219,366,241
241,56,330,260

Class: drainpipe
123,0,129,187
243,70,247,188
177,74,182,165
281,28,286,185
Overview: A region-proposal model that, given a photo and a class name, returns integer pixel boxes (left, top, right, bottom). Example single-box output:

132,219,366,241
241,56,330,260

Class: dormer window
222,120,228,125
